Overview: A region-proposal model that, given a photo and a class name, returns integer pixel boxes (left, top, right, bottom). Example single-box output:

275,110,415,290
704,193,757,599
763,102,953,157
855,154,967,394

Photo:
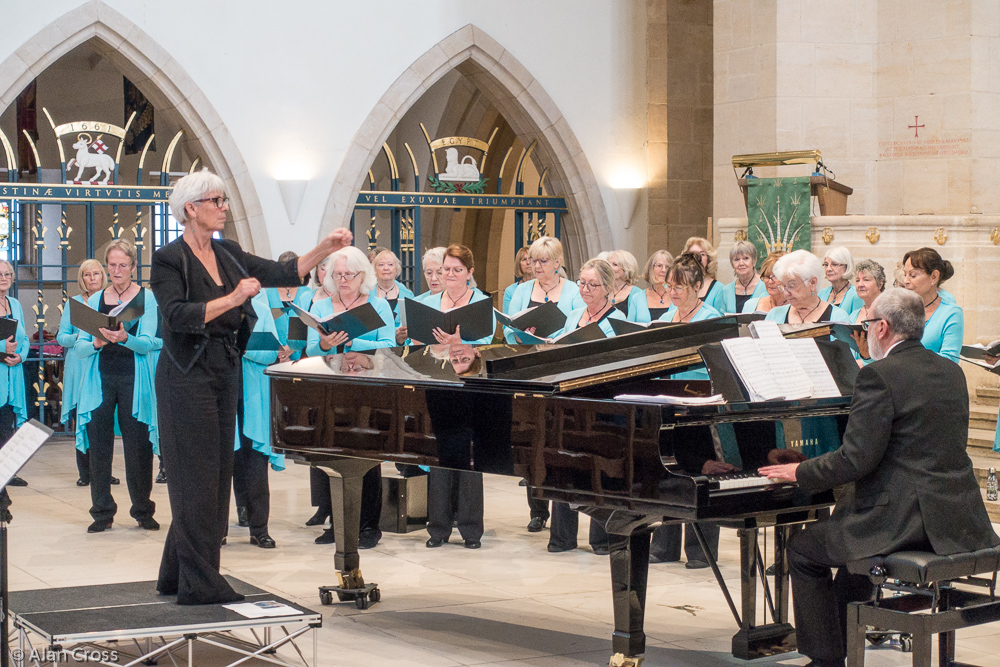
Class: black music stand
0,420,54,667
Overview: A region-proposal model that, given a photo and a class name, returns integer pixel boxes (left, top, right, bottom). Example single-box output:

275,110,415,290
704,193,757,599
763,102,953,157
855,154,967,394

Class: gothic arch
323,24,611,268
0,0,268,254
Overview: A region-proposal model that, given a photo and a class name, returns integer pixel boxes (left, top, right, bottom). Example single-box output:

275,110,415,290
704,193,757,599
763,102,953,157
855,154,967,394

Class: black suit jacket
796,339,1000,563
150,237,304,373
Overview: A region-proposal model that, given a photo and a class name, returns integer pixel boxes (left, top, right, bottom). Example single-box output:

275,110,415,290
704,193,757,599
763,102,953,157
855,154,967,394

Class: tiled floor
6,438,1000,666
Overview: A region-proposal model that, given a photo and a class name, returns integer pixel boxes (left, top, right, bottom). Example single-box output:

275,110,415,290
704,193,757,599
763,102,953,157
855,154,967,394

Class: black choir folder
401,296,494,344
69,290,145,344
0,317,17,360
494,301,567,338
961,340,1000,371
289,302,385,341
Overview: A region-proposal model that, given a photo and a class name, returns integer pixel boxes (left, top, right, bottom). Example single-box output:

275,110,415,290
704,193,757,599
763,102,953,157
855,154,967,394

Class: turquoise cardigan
703,279,726,314
267,286,315,358
658,302,723,380
921,301,963,364
554,306,626,339
764,303,851,326
305,292,395,356
56,294,88,424
237,292,285,470
613,285,643,316
502,280,521,314
627,288,668,324
504,279,581,343
721,278,768,314
0,296,30,428
422,289,496,345
73,288,162,453
819,284,864,315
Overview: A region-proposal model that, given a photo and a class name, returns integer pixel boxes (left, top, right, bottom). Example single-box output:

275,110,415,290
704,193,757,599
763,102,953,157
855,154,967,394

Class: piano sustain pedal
609,653,643,667
319,569,381,610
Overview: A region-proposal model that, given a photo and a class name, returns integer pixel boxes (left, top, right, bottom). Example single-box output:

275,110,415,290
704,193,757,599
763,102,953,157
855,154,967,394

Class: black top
97,289,141,377
648,306,670,321
612,301,628,315
150,237,305,374
386,298,398,313
527,299,546,308
734,294,752,313
783,303,833,324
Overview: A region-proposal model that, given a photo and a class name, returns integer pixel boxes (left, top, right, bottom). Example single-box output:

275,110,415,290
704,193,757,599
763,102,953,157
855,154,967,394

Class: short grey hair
824,246,855,281
324,246,377,295
854,258,886,292
423,246,446,268
871,287,924,341
773,249,823,285
311,254,332,289
168,169,226,225
729,240,758,266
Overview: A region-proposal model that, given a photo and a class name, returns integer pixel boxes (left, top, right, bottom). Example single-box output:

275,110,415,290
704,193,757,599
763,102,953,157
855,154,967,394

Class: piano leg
731,527,796,659
313,458,382,610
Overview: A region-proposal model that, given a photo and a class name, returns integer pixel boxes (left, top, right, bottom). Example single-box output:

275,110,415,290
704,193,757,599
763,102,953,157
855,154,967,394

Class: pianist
759,288,1000,667
151,169,353,605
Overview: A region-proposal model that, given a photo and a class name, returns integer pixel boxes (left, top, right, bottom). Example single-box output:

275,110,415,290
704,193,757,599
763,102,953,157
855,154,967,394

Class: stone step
968,428,997,450
976,386,1000,406
970,403,998,431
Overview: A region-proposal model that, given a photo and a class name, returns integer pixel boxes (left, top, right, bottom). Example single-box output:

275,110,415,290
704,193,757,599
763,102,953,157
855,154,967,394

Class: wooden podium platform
738,176,853,216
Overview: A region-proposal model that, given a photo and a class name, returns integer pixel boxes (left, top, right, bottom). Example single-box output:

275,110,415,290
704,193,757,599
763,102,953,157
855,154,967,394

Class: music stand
0,420,54,667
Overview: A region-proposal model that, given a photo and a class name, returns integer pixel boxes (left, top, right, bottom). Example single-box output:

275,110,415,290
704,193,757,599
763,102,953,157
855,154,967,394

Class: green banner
746,176,811,268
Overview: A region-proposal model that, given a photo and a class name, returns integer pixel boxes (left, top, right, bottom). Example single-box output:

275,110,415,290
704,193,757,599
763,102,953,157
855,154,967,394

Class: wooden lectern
733,150,853,216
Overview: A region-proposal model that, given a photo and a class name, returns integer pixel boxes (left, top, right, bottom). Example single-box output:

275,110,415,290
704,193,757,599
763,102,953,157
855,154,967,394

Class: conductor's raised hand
319,329,350,351
323,228,353,254
432,325,462,345
231,277,261,306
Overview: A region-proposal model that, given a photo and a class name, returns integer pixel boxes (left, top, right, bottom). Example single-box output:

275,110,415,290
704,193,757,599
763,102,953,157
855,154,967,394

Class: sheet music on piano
786,338,842,398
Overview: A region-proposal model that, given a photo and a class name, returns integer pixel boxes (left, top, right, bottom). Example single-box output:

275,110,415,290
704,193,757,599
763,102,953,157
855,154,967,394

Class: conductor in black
151,170,353,605
759,287,1000,667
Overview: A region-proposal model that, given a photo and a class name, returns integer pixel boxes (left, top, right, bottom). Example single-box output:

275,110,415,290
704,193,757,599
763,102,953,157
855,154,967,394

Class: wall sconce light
612,186,645,230
276,179,308,225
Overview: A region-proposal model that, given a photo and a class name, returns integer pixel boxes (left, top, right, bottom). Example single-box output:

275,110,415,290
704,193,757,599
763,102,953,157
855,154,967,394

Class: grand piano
267,318,858,666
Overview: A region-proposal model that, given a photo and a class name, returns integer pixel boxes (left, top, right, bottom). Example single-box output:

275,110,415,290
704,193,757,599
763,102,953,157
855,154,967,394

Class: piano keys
267,317,857,664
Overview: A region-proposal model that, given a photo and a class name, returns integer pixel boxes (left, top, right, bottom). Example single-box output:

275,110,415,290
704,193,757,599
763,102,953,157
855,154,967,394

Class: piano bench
845,546,1000,666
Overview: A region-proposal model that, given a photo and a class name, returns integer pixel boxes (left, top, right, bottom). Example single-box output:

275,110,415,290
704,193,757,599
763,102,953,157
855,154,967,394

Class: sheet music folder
0,318,16,360
494,301,567,338
69,291,146,343
402,297,494,344
289,302,385,341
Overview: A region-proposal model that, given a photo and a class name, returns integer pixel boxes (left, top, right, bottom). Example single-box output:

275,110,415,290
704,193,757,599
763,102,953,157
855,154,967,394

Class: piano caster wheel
319,583,380,610
609,653,643,667
899,635,912,653
319,590,333,606
354,588,380,610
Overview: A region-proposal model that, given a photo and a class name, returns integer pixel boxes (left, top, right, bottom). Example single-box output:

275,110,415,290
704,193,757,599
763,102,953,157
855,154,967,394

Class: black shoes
592,545,610,556
110,476,120,485
139,517,160,531
648,552,679,564
464,539,481,549
8,476,27,487
1,509,12,523
358,530,381,550
304,509,329,526
250,534,276,549
547,543,575,553
87,520,113,533
220,536,227,546
315,528,335,545
76,477,89,487
685,559,710,569
526,517,546,532
426,537,447,548
237,506,249,527
155,469,166,483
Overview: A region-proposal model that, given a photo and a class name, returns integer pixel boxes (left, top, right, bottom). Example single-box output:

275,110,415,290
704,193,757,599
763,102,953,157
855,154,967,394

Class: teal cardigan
305,292,395,356
502,280,521,314
819,284,864,315
237,291,285,470
627,288,668,324
554,305,626,339
703,279,726,314
721,278,768,314
422,289,496,345
0,296,30,428
73,288,162,453
56,294,87,424
921,301,963,364
504,279,581,343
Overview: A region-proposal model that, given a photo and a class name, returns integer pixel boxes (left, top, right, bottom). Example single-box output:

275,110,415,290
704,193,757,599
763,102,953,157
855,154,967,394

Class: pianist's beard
868,333,885,361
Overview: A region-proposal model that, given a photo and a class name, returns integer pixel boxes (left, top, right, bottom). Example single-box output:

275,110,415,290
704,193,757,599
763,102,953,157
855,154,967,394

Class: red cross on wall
908,116,925,138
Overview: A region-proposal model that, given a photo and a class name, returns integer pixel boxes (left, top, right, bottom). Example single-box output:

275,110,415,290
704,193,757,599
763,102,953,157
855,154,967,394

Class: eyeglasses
822,261,846,269
762,273,777,282
423,269,443,278
665,283,690,293
861,317,884,332
193,197,230,209
577,281,603,292
331,272,360,282
442,266,468,275
652,263,668,271
107,263,132,271
0,273,12,279
530,258,551,266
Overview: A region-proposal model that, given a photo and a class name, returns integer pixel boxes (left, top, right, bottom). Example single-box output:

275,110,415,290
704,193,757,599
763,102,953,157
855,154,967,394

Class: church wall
0,1,649,265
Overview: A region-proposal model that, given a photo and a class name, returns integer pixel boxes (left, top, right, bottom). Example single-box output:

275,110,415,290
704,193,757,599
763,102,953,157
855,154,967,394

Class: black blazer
796,339,1000,562
150,237,304,373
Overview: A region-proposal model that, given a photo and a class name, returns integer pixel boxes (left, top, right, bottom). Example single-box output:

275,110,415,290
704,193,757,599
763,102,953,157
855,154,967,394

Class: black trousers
650,522,720,562
787,520,887,661
233,437,270,538
427,468,483,541
1,405,15,518
86,373,154,523
527,492,550,521
76,448,90,481
156,341,243,605
311,465,382,535
549,502,609,550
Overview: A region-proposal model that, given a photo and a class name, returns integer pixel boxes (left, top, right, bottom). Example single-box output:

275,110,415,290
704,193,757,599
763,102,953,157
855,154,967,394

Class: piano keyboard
708,472,777,491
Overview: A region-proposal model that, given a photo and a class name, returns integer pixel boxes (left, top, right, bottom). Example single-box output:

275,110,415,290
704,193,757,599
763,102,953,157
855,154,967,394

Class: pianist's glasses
860,317,883,331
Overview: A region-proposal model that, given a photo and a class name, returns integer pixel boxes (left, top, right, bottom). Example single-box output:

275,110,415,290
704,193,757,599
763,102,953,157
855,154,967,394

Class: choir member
848,259,886,365
396,247,445,345
0,260,29,516
683,237,726,313
56,259,107,486
372,248,414,326
819,247,863,314
901,247,963,363
741,251,786,313
721,241,767,314
502,247,531,315
657,253,722,377
504,236,581,343
606,249,643,315
628,250,672,323
74,240,160,533
546,258,622,554
151,169,349,605
268,251,308,360
420,245,496,345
